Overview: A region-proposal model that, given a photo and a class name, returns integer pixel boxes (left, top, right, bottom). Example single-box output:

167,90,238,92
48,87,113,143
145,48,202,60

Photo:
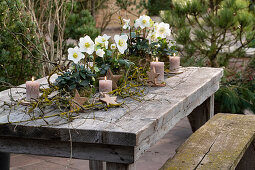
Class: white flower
167,41,174,48
155,44,161,48
134,15,152,29
123,19,130,30
111,43,116,50
68,47,84,64
114,34,128,54
147,31,158,43
78,35,95,55
95,34,111,49
156,22,171,38
154,22,159,30
96,49,105,58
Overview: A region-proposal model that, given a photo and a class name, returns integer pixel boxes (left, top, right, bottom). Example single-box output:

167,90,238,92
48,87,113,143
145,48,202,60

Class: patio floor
10,117,192,170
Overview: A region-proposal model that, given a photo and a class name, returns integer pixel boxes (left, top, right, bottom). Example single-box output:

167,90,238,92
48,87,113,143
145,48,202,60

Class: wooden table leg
89,160,104,170
106,162,135,170
0,152,10,170
188,94,214,132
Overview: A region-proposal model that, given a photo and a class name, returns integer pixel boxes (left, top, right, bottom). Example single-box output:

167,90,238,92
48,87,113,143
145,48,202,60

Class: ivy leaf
106,50,113,57
118,59,134,67
73,72,79,78
69,84,76,90
80,80,89,86
80,72,86,79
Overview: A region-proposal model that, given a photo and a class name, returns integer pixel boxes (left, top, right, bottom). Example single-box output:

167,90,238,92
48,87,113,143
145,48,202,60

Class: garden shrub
64,2,99,41
139,0,172,16
163,0,255,114
0,0,42,91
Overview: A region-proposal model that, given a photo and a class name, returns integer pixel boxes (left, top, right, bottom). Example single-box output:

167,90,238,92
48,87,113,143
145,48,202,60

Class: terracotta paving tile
45,157,89,169
10,154,44,168
18,161,74,170
10,168,23,170
175,117,192,128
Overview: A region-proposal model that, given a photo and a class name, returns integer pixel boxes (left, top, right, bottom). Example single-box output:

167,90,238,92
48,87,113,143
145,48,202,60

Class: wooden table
0,67,223,170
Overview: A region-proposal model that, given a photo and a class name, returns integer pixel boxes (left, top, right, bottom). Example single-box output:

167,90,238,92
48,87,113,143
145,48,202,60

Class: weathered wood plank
188,94,214,132
134,84,218,161
160,113,255,170
0,68,223,144
89,160,104,170
0,74,58,106
0,136,134,164
106,162,136,170
0,67,223,163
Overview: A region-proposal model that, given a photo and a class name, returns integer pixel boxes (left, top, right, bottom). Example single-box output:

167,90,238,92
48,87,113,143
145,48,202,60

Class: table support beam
188,94,214,132
89,160,104,170
106,162,136,170
0,152,10,170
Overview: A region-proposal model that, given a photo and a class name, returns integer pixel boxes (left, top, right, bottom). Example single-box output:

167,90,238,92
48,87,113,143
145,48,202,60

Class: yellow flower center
85,42,90,48
118,39,124,47
102,38,106,42
73,53,78,59
159,27,165,34
142,19,147,25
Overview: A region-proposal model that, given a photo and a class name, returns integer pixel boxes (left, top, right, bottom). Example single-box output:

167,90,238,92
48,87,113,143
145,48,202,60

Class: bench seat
160,113,255,170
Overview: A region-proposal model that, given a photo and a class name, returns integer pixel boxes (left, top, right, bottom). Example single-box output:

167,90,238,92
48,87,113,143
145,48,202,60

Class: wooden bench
160,113,255,170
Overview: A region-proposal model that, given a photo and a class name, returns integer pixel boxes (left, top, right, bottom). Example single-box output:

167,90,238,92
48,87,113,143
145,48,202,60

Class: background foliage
0,0,42,91
64,1,99,40
163,0,255,114
140,0,172,16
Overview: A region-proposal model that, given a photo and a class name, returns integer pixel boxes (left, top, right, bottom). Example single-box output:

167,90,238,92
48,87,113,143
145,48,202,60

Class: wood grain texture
160,113,255,170
89,160,103,170
106,162,136,170
0,136,134,164
0,67,223,163
188,94,214,132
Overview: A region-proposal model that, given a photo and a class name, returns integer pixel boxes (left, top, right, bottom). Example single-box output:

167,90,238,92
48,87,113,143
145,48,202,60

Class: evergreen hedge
0,0,42,91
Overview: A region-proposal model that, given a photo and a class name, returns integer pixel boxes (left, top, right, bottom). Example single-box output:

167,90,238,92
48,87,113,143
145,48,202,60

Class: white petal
121,35,128,41
114,35,120,44
68,48,74,54
117,42,127,54
134,19,140,28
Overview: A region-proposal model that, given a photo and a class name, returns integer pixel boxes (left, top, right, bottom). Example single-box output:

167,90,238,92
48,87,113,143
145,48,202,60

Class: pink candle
169,53,180,71
150,57,164,84
99,77,112,92
26,77,40,101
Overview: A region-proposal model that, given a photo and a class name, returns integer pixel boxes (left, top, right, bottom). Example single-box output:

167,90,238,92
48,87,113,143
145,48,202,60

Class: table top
0,67,223,158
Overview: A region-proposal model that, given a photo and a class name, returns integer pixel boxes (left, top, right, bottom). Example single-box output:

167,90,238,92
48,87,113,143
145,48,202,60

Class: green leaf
80,80,89,86
106,50,113,57
94,66,100,72
69,84,76,90
80,72,86,79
